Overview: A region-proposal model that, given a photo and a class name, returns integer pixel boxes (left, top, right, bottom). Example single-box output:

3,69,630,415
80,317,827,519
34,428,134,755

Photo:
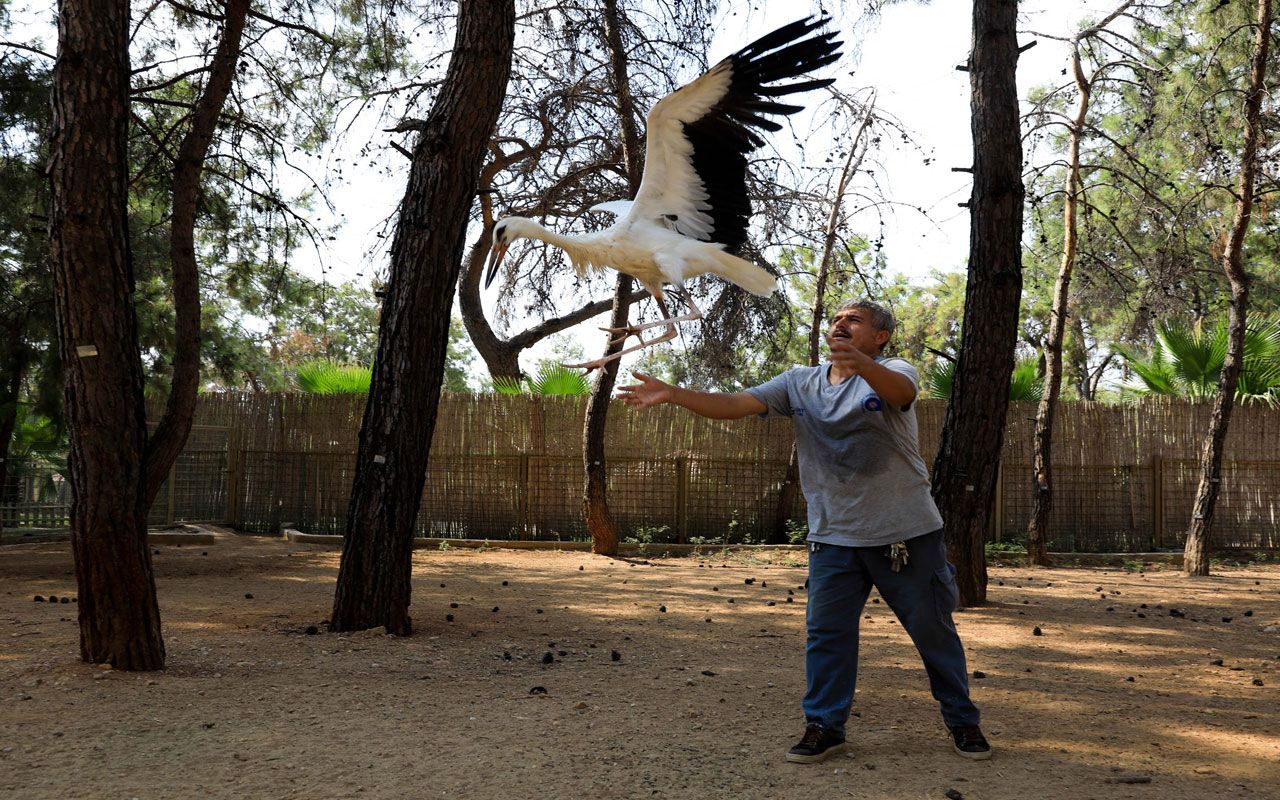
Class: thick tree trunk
49,0,164,669
583,0,645,556
142,0,250,510
930,0,1024,606
330,0,515,633
1028,45,1091,567
1183,0,1271,576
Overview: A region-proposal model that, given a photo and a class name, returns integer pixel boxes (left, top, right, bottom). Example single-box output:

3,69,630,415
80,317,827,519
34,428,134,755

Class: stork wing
627,16,841,252
590,200,634,218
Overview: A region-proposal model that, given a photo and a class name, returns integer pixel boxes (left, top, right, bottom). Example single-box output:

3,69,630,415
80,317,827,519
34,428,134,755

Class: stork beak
484,242,508,289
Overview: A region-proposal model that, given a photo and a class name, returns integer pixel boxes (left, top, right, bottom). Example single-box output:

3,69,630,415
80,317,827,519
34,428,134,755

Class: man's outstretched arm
617,372,767,420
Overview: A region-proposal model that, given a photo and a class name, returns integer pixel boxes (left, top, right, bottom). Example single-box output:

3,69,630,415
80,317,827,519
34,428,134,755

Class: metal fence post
517,454,530,539
992,461,1004,543
1152,454,1164,549
675,457,689,544
226,430,242,528
166,462,176,526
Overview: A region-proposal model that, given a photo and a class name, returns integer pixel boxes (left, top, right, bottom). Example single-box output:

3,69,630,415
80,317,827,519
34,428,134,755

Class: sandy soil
2,529,1278,800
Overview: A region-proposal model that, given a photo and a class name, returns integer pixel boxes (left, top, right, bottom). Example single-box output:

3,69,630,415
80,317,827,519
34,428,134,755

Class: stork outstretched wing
627,16,841,252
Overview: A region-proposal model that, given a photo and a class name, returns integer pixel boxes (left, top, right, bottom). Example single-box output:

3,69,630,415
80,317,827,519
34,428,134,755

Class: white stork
484,15,842,370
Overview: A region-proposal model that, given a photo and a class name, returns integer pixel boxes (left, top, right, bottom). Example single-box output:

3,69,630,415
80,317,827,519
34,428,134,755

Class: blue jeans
803,530,980,735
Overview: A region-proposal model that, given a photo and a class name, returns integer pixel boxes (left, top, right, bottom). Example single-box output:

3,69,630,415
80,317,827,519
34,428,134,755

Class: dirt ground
2,529,1278,800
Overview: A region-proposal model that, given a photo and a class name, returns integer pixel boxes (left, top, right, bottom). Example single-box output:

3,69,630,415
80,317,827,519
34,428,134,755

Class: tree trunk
1183,0,1271,576
49,0,164,669
142,0,251,510
1027,44,1091,567
582,0,645,556
1066,309,1091,400
458,232,525,382
330,0,515,633
930,0,1024,606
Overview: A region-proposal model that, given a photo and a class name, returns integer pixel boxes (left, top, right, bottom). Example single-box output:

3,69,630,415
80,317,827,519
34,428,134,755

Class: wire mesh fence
0,463,70,531
4,394,1280,552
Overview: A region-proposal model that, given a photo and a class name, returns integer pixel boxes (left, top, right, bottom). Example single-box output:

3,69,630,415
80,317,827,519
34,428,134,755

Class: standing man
617,299,991,763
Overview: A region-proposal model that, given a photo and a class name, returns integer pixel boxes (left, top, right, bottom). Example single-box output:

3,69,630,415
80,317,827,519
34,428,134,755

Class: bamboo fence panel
3,393,1277,550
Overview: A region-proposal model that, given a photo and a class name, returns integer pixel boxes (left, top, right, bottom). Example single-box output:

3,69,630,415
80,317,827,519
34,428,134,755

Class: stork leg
599,288,703,345
566,289,703,372
563,324,681,372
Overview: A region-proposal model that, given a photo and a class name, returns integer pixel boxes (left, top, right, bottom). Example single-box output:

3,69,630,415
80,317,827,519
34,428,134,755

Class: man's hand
826,335,875,374
826,335,918,408
617,371,675,409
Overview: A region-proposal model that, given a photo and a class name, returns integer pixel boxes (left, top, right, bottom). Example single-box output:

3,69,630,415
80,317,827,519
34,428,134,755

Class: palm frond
1113,342,1179,397
295,361,372,395
527,363,590,396
1155,321,1217,396
491,376,525,395
924,360,954,400
1009,359,1044,402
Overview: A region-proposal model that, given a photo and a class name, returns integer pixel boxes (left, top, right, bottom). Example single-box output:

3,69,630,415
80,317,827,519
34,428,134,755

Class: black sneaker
786,723,847,763
948,725,992,760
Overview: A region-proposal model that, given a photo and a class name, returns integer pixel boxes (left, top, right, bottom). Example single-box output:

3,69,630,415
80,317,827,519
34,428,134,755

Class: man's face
828,307,890,356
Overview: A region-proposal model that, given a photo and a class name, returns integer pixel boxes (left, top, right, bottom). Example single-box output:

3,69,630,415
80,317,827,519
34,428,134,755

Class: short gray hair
836,298,896,342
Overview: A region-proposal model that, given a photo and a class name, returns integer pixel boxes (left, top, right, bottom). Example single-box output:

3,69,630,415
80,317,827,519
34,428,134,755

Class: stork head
484,216,535,289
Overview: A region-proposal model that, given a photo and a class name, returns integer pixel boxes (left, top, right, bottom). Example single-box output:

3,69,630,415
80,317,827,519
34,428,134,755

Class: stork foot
561,358,609,373
599,324,644,344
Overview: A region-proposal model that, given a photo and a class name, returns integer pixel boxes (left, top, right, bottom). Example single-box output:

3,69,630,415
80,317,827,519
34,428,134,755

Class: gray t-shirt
746,358,943,548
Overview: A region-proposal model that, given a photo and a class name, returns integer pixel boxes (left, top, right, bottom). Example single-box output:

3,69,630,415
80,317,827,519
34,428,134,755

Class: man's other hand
618,372,674,409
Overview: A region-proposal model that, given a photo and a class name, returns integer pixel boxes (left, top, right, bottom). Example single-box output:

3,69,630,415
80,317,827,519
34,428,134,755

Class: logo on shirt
863,396,883,412
794,406,807,417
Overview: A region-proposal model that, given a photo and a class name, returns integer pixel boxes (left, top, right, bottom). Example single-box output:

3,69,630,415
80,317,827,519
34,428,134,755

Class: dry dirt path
2,531,1278,799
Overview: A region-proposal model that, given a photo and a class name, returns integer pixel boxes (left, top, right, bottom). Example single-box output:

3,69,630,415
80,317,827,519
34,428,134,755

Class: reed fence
3,394,1278,551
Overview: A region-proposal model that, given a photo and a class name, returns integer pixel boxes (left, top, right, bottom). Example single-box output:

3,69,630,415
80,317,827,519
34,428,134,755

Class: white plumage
485,16,842,370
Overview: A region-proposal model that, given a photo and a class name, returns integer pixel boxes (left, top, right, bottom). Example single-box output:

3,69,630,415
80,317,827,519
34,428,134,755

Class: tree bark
142,0,251,510
1066,309,1092,400
1183,0,1271,576
930,0,1024,606
1027,43,1091,567
582,0,645,556
330,0,515,633
49,0,164,669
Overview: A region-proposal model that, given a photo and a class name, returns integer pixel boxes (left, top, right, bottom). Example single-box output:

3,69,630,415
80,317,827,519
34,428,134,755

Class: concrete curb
280,528,806,557
1,523,218,547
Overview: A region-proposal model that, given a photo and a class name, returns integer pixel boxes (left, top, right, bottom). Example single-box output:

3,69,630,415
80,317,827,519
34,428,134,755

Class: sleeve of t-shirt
744,369,795,418
880,357,921,411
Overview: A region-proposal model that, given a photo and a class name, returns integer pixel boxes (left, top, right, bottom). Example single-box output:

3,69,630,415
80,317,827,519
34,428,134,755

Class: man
617,299,991,763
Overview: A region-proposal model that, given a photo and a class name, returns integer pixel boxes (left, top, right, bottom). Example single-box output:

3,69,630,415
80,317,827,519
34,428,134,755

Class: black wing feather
684,15,842,253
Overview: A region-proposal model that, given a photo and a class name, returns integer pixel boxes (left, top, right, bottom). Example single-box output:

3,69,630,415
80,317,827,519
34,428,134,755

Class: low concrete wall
281,529,806,557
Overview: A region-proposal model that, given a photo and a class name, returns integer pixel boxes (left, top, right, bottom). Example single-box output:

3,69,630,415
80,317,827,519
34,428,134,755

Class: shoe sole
786,742,847,764
953,743,992,760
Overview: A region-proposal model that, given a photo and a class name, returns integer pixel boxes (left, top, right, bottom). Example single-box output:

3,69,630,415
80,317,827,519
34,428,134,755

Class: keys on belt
887,541,909,572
